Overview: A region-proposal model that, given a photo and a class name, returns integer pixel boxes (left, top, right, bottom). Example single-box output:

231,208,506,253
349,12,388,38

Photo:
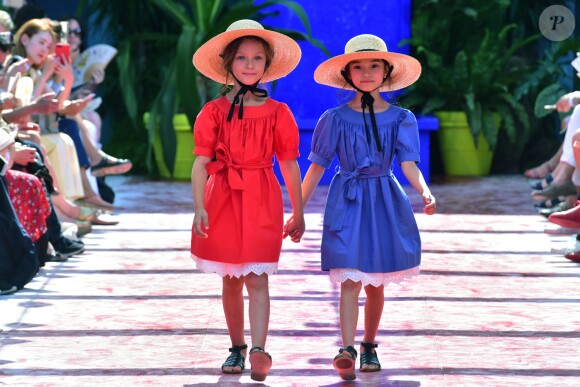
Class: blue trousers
58,118,90,169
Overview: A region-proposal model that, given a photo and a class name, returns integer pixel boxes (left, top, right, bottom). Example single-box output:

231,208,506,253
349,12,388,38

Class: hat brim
193,28,301,85
314,51,421,91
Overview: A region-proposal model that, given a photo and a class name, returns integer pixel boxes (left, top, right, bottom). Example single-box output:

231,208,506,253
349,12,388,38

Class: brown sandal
333,346,357,381
249,346,272,381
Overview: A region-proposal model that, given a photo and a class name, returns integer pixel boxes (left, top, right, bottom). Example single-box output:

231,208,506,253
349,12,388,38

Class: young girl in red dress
190,19,305,381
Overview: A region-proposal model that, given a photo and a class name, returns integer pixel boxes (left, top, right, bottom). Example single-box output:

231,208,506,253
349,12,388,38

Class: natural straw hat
314,34,421,92
192,19,301,85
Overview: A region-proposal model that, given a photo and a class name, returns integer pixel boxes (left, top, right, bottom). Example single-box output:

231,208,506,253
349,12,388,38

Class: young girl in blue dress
285,34,436,381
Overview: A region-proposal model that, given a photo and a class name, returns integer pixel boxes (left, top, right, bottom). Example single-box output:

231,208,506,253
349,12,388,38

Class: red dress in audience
4,170,51,242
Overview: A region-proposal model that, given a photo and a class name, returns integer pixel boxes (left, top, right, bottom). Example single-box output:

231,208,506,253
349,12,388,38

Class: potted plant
79,0,327,178
400,0,538,176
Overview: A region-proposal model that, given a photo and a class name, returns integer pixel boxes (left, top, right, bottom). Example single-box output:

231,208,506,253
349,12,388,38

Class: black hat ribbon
227,72,268,122
340,64,393,152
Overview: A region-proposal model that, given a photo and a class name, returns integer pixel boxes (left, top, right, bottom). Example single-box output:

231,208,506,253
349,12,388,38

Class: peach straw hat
192,19,302,85
314,34,421,91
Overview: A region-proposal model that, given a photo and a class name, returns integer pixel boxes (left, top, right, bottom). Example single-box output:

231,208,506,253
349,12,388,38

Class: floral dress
5,170,51,242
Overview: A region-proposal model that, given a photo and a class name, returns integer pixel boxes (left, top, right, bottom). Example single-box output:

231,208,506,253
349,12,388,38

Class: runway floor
2,174,580,386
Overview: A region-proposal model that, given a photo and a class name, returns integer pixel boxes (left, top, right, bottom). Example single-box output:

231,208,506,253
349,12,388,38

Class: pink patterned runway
1,175,580,386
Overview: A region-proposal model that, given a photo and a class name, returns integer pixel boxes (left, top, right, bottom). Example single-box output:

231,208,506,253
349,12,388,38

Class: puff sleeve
193,102,219,158
274,103,300,161
308,109,339,168
395,110,420,164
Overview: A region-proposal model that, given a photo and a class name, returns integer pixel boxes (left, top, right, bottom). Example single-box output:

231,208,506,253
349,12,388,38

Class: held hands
422,193,437,215
283,213,305,243
193,208,209,238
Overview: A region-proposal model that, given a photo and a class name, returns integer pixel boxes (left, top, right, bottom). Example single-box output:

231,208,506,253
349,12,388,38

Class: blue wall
260,0,414,184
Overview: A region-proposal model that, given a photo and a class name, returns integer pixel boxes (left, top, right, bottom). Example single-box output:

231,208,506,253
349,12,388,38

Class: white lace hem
191,254,278,278
329,266,420,287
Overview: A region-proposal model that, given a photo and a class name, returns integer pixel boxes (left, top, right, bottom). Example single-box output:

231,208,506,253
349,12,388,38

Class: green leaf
453,51,468,84
147,0,193,26
276,29,331,57
259,0,313,37
176,25,201,126
463,7,477,18
534,84,567,118
466,100,482,147
496,105,516,143
421,96,447,114
481,109,498,150
116,42,138,129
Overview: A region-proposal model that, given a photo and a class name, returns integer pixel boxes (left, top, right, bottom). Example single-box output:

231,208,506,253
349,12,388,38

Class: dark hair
66,16,86,52
12,3,47,33
220,35,274,86
338,59,396,103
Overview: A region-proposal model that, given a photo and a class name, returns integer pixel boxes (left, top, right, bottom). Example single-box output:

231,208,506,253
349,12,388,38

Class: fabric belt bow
327,158,391,231
205,143,272,190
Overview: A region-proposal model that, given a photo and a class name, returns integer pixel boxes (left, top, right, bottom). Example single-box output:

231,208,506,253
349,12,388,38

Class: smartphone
0,154,8,176
55,42,70,64
572,53,580,73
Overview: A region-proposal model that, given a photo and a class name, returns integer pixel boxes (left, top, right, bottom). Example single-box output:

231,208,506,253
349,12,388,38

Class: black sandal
333,345,357,381
360,342,381,372
221,344,247,374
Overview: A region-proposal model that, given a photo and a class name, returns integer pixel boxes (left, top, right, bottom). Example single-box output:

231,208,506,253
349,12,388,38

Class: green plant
400,0,539,150
78,0,327,176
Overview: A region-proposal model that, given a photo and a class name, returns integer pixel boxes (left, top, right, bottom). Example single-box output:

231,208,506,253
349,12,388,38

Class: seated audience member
0,130,39,294
0,125,52,265
530,92,580,212
0,10,14,70
0,176,39,296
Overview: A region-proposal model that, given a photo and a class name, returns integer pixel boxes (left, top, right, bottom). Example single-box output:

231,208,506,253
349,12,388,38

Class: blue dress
308,104,421,275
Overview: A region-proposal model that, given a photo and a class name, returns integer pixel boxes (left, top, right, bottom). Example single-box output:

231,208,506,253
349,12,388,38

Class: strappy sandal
360,342,381,372
249,346,272,382
333,345,357,381
221,344,247,374
529,173,553,190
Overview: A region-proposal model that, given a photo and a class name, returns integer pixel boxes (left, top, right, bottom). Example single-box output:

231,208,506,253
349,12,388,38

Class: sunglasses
69,28,82,37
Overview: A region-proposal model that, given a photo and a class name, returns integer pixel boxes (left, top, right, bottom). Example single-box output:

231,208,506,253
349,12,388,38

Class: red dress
190,97,299,265
5,170,51,242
